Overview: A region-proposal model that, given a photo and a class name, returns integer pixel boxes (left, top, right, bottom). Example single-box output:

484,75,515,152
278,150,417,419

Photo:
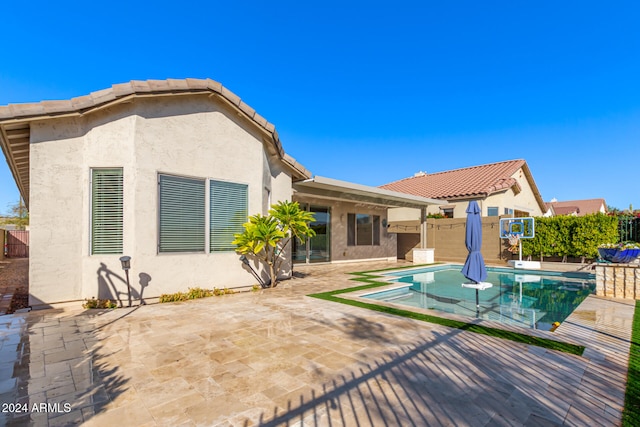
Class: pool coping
338,264,589,340
353,263,595,329
308,263,591,356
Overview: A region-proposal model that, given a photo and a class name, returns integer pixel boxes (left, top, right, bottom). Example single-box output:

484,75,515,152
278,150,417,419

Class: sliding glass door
293,205,330,263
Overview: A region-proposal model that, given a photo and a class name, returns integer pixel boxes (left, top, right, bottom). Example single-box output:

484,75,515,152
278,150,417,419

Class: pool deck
0,261,633,426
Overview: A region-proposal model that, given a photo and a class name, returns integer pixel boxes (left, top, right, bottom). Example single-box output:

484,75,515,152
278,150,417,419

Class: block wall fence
595,264,640,299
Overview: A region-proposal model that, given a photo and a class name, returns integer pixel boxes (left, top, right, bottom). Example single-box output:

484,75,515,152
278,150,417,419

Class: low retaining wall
595,263,640,299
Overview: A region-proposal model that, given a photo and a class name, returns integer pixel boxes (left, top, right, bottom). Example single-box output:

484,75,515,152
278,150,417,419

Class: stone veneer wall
595,264,640,299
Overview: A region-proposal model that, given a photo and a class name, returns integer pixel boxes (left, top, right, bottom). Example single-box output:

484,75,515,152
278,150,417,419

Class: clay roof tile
380,159,526,200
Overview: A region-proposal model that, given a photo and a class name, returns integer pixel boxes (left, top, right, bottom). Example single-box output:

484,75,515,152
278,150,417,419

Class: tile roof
0,78,278,136
380,159,526,200
553,205,581,215
546,199,607,216
0,79,312,206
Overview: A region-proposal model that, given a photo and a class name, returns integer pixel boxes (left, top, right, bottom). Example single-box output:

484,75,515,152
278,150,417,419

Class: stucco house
381,159,547,221
0,79,442,308
544,198,607,217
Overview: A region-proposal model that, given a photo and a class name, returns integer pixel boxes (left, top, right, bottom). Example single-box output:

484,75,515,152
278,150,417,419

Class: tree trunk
269,263,276,288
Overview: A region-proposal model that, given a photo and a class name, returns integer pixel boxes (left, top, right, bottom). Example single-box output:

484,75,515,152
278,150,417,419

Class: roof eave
0,79,312,204
294,175,446,209
0,127,28,208
519,162,547,214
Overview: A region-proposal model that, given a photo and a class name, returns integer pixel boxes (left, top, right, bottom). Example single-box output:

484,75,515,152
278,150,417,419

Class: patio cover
293,176,445,210
294,176,445,251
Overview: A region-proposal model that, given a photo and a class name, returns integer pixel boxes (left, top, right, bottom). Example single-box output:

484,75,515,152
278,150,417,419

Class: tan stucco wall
29,95,292,306
394,217,506,264
387,207,421,222
427,217,505,264
397,233,420,260
293,195,397,263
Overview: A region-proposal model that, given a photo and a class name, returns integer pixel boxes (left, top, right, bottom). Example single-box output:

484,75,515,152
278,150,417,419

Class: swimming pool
361,265,595,331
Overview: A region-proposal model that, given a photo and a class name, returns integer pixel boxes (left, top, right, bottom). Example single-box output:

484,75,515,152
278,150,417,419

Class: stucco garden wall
29,94,292,307
393,217,505,264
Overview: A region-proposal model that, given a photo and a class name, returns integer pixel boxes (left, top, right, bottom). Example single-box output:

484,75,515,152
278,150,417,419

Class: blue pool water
361,265,595,331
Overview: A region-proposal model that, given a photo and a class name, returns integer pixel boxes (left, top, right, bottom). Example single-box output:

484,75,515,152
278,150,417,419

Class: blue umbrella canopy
461,201,487,284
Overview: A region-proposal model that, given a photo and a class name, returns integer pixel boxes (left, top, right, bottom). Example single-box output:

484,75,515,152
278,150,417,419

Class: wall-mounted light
382,219,388,228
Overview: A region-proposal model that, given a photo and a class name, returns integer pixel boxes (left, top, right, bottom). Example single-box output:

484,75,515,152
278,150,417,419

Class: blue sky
1,1,639,214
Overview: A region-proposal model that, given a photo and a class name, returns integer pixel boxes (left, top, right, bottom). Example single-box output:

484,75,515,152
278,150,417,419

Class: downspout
420,207,427,249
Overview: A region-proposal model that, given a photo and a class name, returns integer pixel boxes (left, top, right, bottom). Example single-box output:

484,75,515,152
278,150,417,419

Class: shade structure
461,201,487,284
461,201,490,317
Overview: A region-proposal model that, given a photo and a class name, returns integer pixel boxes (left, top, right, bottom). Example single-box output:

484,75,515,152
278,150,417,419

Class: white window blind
91,168,123,254
210,180,248,251
159,175,205,252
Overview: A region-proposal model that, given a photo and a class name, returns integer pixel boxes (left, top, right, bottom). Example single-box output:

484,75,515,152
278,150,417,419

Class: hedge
521,214,618,261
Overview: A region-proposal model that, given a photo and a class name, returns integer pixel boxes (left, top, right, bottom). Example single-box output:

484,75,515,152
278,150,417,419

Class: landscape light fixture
119,256,131,271
119,256,132,307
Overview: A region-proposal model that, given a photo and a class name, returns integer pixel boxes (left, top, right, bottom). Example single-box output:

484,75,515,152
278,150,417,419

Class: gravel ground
0,258,29,313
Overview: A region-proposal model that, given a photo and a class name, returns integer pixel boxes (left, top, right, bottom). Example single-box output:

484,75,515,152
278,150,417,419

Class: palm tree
233,201,315,287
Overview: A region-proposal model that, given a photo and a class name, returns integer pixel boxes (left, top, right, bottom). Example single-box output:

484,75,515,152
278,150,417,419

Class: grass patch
308,268,585,356
623,300,640,426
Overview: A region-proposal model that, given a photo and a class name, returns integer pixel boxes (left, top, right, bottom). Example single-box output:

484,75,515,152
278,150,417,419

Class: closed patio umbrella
461,200,492,317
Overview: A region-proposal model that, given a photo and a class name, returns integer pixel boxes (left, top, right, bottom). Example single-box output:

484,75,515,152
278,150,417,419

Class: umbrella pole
476,289,480,317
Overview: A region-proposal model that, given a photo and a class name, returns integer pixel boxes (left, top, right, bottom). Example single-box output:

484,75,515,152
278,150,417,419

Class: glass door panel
292,233,306,263
292,205,330,263
309,206,330,263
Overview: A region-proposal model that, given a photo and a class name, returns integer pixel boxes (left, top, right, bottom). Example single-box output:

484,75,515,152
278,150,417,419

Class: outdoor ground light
119,256,132,307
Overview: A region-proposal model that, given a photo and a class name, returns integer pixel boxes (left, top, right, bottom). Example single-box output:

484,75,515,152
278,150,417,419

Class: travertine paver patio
0,261,633,426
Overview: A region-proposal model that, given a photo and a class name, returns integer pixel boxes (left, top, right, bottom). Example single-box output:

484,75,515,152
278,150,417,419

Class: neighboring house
380,159,547,219
0,216,28,230
378,159,546,260
544,198,607,217
0,79,442,307
0,217,17,230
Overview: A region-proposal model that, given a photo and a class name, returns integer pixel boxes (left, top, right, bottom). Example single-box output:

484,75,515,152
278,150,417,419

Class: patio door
293,205,330,263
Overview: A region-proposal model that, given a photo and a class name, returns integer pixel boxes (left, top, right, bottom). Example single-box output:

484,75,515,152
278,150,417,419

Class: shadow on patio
0,308,131,425
250,321,594,427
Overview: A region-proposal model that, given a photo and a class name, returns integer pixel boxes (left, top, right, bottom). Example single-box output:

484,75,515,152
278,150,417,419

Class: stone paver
0,261,633,426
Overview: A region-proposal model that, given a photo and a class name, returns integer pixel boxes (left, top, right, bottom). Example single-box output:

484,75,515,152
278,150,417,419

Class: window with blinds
158,175,206,252
210,180,248,252
91,168,123,254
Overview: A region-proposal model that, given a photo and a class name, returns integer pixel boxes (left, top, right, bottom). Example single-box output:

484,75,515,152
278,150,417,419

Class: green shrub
82,297,117,309
522,214,618,261
186,287,215,299
159,287,234,303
